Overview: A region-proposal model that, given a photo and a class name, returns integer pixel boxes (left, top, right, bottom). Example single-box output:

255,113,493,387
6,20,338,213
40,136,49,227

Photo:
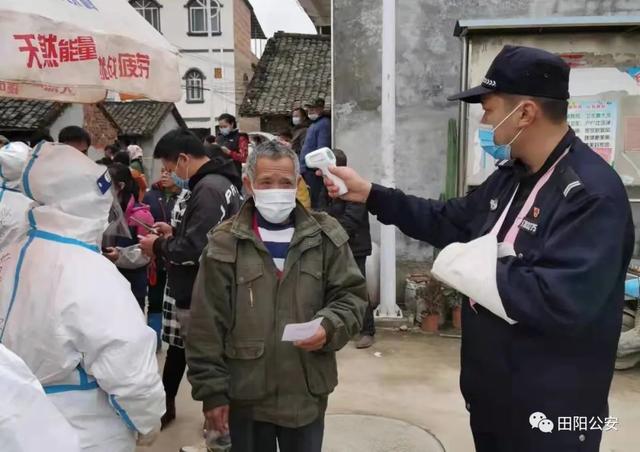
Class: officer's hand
139,234,158,257
103,247,120,263
316,166,372,203
136,428,160,447
295,326,327,352
153,222,173,237
205,405,230,435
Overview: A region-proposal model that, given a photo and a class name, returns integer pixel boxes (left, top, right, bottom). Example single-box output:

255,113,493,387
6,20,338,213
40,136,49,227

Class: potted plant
444,287,463,330
418,276,444,333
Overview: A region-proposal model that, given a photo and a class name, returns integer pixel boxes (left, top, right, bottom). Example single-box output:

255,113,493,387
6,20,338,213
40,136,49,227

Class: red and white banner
0,0,181,103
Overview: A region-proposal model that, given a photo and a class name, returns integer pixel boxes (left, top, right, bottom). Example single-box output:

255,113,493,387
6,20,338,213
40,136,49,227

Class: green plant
443,286,463,308
418,276,445,316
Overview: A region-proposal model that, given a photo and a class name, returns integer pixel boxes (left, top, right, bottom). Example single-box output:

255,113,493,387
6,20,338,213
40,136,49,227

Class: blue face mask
171,157,190,189
477,103,525,161
171,172,189,190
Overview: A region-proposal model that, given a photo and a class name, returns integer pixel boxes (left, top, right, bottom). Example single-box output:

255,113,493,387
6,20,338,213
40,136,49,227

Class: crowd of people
0,102,374,452
1,44,634,452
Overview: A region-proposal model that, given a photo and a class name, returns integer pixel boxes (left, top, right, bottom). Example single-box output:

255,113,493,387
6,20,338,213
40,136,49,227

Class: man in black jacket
321,46,634,452
139,128,243,426
323,149,374,349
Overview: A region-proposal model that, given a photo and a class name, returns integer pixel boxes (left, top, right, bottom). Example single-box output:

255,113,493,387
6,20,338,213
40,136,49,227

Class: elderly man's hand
316,166,372,203
294,325,327,352
205,405,230,435
138,234,159,257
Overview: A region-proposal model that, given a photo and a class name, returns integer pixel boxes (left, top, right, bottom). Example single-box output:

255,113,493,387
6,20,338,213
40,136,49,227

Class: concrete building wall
178,50,237,127
146,113,182,183
161,0,236,51
50,104,83,143
334,0,640,263
142,0,246,130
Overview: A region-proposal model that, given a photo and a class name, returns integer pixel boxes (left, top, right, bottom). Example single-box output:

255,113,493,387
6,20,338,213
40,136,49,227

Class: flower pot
452,306,462,330
421,314,440,333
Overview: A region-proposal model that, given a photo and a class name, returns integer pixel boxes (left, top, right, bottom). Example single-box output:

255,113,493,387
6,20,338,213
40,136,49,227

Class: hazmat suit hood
0,142,37,250
0,142,31,190
22,142,114,246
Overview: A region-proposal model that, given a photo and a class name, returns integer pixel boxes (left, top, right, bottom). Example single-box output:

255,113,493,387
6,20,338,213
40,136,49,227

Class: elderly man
186,140,367,452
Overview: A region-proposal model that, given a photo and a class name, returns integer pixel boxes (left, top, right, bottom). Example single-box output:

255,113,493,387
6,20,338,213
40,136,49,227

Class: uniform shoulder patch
556,165,584,199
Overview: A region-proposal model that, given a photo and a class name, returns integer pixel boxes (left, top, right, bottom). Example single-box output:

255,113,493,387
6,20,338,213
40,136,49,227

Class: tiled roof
240,32,331,116
0,98,67,131
103,100,185,137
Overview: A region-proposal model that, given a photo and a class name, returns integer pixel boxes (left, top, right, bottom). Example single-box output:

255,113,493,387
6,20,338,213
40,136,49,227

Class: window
184,69,205,103
317,25,331,36
186,0,221,35
130,0,162,32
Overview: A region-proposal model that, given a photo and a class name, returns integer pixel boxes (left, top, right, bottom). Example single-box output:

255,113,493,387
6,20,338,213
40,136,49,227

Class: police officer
322,45,634,452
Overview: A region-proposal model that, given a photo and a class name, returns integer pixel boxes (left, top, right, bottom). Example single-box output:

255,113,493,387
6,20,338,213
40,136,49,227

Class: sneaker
356,335,375,349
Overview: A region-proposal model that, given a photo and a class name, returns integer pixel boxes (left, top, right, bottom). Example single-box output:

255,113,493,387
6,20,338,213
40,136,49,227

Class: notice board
463,32,640,198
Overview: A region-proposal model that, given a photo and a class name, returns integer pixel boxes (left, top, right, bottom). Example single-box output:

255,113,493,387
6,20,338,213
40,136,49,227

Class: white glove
137,429,160,447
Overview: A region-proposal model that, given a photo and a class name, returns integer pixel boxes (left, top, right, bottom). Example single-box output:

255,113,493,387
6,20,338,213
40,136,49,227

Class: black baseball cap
448,45,570,103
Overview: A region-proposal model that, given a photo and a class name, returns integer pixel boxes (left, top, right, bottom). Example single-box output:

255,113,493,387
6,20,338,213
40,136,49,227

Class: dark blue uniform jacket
367,129,634,451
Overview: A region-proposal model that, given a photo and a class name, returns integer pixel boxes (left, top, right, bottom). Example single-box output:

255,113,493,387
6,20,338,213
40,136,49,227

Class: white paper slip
281,318,324,342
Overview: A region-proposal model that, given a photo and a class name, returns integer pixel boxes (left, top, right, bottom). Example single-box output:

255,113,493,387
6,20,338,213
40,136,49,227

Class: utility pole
376,0,402,319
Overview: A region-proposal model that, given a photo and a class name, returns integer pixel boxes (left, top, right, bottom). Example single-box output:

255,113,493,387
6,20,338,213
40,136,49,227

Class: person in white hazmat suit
0,142,165,451
0,142,36,249
0,343,81,452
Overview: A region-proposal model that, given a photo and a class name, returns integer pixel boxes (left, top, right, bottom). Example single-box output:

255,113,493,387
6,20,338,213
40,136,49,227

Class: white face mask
292,117,301,126
308,113,320,121
252,188,297,224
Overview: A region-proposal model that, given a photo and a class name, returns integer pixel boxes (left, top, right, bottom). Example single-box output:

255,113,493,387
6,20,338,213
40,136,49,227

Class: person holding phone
103,163,154,311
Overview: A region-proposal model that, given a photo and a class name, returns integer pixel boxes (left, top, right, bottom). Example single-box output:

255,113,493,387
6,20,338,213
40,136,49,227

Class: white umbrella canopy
0,0,182,103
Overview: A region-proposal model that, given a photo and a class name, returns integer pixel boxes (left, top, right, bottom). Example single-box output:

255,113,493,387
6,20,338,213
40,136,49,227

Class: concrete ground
141,329,640,452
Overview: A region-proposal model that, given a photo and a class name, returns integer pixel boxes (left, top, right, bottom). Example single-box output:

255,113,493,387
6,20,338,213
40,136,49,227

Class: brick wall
261,115,293,134
83,104,119,150
234,0,258,129
239,116,260,132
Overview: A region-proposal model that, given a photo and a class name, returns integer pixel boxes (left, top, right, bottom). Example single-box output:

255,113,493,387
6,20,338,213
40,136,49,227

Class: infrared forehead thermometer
304,147,348,196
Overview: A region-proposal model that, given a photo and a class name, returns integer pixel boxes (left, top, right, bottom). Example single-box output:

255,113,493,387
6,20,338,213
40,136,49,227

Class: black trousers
162,345,186,399
473,431,512,452
472,428,602,452
355,256,375,336
147,266,166,315
229,411,325,452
